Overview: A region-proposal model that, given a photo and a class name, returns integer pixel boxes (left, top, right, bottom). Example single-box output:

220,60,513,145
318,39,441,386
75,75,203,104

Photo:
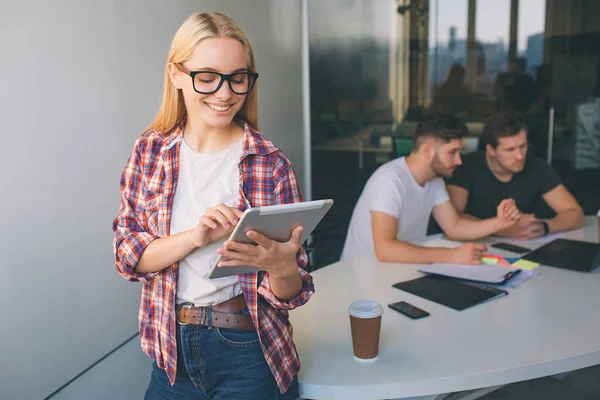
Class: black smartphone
388,301,429,319
491,242,531,254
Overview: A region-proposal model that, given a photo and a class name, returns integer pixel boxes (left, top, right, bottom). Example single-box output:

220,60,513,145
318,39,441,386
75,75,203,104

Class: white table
291,216,600,400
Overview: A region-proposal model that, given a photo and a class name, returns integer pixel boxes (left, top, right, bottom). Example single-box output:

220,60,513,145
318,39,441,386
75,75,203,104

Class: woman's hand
217,225,304,278
192,204,244,248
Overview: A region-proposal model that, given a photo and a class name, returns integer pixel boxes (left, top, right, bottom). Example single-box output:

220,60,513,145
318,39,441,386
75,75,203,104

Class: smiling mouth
206,103,232,112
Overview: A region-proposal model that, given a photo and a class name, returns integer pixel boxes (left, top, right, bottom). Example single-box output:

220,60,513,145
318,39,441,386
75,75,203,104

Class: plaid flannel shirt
112,121,314,393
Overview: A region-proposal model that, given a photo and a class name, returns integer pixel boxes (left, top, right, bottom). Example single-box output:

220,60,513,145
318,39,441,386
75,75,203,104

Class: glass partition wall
309,0,600,269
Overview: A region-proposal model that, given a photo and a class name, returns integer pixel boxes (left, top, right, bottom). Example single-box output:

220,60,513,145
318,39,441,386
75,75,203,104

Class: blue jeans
144,309,299,400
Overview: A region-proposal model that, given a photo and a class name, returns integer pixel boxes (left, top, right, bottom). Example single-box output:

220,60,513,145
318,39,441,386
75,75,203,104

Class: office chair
393,136,414,158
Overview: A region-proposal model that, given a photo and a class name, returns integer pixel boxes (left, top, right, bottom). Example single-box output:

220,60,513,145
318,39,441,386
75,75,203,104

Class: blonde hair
146,12,258,134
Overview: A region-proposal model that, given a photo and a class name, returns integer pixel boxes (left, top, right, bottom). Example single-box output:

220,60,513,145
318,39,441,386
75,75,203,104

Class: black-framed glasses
175,63,258,95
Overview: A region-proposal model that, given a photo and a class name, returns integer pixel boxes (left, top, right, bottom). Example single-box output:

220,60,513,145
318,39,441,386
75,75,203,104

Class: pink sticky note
482,254,505,260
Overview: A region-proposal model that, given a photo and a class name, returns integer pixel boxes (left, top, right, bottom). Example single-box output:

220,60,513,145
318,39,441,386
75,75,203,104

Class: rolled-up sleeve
112,143,158,282
257,155,315,309
258,249,314,310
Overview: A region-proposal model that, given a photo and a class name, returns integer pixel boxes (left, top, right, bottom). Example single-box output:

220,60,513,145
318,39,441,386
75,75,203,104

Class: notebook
392,275,508,310
419,263,521,284
523,239,600,272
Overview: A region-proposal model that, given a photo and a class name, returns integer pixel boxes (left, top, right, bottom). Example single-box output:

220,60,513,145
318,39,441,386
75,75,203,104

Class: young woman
112,12,313,399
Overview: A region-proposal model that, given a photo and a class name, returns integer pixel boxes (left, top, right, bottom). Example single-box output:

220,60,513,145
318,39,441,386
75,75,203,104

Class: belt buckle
176,302,194,326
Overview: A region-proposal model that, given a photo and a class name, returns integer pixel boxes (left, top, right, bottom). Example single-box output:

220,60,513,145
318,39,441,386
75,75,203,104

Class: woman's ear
167,62,181,89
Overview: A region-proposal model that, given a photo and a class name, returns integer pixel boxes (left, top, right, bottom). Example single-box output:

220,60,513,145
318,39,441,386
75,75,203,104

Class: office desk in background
311,123,394,154
291,216,600,400
311,122,483,170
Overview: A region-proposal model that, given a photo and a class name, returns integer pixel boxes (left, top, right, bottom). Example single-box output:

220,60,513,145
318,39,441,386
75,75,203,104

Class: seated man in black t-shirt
446,110,584,240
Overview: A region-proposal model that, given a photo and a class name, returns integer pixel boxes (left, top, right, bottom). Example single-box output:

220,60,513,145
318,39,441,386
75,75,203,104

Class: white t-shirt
341,157,449,260
171,137,244,306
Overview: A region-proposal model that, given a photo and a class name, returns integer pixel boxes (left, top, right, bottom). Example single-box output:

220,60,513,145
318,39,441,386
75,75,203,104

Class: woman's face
174,37,249,129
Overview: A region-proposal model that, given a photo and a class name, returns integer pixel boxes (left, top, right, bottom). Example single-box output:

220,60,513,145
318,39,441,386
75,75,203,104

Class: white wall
0,1,306,398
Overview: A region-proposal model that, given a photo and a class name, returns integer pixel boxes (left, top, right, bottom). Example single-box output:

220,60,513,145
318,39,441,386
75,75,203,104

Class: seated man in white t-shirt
341,113,522,265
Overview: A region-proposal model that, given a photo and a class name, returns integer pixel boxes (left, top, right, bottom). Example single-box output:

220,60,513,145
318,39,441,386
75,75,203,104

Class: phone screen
388,301,429,319
491,242,531,254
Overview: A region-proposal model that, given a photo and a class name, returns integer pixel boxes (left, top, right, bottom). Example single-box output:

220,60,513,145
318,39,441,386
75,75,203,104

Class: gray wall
0,1,306,398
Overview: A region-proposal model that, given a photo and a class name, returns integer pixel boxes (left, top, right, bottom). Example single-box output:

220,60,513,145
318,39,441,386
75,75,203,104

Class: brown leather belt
176,294,254,332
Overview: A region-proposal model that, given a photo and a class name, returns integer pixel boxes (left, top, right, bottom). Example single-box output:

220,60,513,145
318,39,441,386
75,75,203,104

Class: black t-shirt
446,151,562,219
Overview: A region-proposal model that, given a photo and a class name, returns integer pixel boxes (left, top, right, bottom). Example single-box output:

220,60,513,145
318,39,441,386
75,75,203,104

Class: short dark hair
482,110,528,148
413,113,468,149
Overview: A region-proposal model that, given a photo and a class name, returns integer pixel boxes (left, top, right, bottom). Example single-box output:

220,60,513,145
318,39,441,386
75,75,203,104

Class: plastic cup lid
348,301,383,319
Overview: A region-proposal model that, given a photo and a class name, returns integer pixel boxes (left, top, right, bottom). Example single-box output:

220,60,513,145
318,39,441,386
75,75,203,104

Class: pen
503,270,520,280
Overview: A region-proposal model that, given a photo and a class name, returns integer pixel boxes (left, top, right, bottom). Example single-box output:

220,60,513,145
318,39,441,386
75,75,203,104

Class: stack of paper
419,263,520,284
496,269,537,289
478,254,540,288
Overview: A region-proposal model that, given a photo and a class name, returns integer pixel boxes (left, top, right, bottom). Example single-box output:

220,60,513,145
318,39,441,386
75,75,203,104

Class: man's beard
493,155,525,174
431,153,454,178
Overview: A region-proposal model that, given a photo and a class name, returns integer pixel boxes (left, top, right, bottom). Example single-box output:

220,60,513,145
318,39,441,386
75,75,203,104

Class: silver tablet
208,199,334,279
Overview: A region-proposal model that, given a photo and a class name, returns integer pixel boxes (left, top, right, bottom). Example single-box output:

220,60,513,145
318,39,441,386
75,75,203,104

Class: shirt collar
241,121,278,157
161,121,185,153
160,119,278,157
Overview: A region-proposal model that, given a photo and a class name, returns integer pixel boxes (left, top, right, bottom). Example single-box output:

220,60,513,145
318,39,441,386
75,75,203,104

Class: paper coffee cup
348,301,383,360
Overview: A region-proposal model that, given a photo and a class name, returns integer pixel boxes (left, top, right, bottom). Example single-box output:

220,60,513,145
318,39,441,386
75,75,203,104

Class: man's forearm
458,212,480,221
375,240,454,264
547,208,585,233
447,217,503,241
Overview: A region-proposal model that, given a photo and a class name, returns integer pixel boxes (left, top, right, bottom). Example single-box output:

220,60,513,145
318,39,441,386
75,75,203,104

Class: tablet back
208,199,334,279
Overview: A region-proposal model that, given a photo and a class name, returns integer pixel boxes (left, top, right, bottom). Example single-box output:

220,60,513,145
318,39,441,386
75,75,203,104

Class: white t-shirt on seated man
341,113,522,265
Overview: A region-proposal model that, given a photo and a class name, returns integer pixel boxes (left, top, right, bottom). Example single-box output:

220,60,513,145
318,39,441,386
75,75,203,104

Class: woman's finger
247,231,272,248
230,207,245,219
287,225,304,247
199,216,218,229
218,247,253,263
214,204,240,226
223,240,257,255
205,209,232,231
218,258,256,268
